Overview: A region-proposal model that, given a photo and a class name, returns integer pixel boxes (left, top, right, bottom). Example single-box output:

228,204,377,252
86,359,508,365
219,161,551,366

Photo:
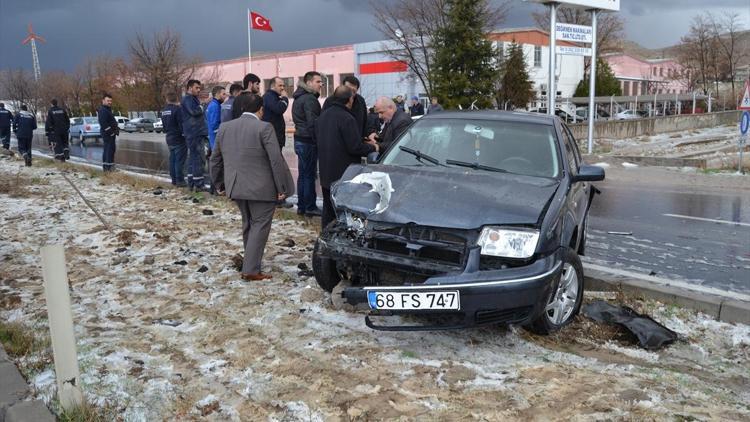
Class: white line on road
663,213,750,228
583,263,750,302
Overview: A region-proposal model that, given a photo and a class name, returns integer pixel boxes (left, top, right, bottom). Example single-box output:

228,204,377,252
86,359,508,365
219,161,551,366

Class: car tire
312,234,341,293
525,247,584,335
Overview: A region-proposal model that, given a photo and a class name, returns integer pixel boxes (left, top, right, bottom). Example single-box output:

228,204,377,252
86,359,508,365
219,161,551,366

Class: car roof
420,110,556,126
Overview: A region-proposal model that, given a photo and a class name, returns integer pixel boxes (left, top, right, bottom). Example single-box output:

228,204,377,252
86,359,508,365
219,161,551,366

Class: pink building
604,53,687,96
195,45,356,124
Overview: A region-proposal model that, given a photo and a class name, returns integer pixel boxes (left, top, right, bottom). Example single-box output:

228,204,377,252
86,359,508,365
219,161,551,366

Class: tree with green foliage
431,0,498,109
574,58,622,97
496,42,534,110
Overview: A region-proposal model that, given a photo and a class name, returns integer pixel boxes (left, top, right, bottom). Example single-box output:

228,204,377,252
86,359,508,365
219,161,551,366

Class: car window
381,118,560,178
72,118,83,125
560,126,579,176
83,117,98,124
563,124,583,164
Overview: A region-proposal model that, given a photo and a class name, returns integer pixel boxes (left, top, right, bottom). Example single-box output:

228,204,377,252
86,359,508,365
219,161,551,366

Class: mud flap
582,300,678,350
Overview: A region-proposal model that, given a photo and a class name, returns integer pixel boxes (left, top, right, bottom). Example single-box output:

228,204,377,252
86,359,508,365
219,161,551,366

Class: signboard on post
556,23,594,43
739,80,750,110
556,46,593,56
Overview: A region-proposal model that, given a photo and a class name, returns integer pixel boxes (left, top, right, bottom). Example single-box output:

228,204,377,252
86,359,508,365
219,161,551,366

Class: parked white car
615,110,640,120
153,118,163,133
115,116,130,130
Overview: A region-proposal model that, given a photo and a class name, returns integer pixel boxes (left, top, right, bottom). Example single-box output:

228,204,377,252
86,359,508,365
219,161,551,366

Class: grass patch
0,321,37,357
401,350,419,359
58,400,116,422
99,171,163,191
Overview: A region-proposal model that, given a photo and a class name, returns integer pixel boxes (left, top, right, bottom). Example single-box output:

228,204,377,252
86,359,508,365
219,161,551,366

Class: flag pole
247,8,252,73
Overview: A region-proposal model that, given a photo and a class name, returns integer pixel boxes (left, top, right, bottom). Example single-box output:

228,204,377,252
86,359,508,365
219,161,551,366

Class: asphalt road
23,132,750,295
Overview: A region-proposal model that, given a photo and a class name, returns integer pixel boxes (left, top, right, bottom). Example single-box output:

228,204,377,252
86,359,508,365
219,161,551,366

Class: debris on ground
583,300,679,350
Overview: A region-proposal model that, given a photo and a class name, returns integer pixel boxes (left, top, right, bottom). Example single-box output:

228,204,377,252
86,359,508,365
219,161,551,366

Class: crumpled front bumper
317,235,565,330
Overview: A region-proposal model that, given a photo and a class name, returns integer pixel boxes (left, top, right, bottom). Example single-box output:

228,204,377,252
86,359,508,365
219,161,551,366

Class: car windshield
83,117,98,124
381,118,560,178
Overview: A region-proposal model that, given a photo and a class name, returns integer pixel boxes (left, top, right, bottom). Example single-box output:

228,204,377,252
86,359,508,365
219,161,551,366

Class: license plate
367,291,460,310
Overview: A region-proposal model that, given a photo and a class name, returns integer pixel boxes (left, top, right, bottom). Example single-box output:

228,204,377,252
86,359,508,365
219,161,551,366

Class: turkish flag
250,12,273,32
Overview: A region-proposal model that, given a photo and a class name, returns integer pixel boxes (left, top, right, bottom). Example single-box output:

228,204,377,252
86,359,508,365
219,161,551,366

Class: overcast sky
0,0,748,72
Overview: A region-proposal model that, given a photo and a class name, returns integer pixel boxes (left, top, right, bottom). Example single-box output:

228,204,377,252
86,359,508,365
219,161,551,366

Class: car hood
332,164,559,230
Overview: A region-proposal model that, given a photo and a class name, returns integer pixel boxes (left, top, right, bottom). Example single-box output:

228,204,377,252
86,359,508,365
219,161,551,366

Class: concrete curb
0,345,55,422
584,266,750,325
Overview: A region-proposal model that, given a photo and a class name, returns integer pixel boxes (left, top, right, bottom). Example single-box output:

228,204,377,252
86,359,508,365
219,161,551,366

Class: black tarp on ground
583,300,678,350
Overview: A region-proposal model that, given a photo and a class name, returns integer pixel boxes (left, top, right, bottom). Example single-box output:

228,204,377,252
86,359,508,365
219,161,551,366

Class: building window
659,67,664,77
263,78,274,92
321,74,335,97
282,77,294,94
652,67,657,76
623,81,630,96
534,46,542,68
498,42,506,65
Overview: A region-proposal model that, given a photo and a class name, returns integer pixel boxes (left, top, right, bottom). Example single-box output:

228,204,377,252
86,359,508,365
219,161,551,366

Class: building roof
488,27,576,47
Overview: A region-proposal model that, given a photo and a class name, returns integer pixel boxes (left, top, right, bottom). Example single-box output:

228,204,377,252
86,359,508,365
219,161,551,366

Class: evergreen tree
431,0,498,110
496,42,534,110
574,58,622,97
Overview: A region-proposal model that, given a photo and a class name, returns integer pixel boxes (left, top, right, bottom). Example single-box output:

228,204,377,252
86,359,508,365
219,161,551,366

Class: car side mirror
572,165,605,182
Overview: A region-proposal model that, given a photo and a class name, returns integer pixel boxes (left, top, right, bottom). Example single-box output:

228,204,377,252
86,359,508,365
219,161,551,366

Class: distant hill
617,30,750,63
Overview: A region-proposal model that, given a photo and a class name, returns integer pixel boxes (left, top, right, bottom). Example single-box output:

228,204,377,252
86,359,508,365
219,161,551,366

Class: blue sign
741,111,750,135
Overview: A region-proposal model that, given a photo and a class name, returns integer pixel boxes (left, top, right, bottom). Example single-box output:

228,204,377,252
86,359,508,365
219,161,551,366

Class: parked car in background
153,118,163,133
313,111,604,334
69,116,100,145
615,110,640,120
574,108,611,122
123,117,157,133
530,108,577,124
115,116,130,131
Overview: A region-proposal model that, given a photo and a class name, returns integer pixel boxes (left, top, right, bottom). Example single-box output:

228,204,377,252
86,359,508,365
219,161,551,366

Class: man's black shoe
25,156,32,167
305,209,322,217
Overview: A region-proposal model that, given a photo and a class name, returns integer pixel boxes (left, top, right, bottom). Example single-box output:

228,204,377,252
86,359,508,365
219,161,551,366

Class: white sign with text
556,46,593,56
556,23,594,43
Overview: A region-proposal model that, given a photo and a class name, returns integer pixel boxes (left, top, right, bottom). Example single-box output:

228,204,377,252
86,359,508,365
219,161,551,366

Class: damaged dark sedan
312,111,604,334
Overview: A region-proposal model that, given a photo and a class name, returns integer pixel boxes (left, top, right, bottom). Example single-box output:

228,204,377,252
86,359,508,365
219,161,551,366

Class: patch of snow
622,162,639,168
602,341,660,363
592,162,611,168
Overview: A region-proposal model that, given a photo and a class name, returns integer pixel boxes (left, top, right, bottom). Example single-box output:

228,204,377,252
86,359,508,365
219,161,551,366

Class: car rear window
381,118,560,178
83,117,98,124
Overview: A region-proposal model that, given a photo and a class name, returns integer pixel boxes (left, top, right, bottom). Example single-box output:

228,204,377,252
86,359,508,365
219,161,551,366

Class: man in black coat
370,96,412,154
316,86,379,228
0,103,13,150
262,76,289,150
322,75,370,139
12,105,36,166
291,71,323,216
97,93,119,171
46,99,70,161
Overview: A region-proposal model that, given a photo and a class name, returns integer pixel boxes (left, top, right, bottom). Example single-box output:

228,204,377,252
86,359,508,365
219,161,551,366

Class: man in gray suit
209,94,295,281
369,96,413,154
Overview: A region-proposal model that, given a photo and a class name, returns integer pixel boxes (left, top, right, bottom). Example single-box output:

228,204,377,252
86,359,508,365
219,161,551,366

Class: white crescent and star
254,16,267,27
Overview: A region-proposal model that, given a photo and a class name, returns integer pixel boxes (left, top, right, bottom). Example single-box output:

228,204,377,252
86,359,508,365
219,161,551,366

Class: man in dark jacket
220,84,243,124
316,86,379,228
12,105,36,166
409,96,424,116
0,103,13,150
46,99,70,161
162,92,186,186
291,71,323,216
322,75,370,139
371,96,413,154
262,77,289,150
97,93,119,171
181,79,209,191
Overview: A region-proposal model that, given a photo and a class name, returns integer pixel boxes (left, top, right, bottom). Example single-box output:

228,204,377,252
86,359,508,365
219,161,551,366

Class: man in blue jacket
0,103,13,150
12,105,36,166
162,92,186,186
206,85,226,151
97,93,119,171
181,79,209,191
220,84,243,123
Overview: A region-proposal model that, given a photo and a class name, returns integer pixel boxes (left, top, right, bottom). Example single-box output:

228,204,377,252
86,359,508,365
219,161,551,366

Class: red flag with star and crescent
250,12,273,32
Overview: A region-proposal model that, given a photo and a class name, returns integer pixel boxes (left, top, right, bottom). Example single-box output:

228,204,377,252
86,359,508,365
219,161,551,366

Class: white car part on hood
344,172,395,214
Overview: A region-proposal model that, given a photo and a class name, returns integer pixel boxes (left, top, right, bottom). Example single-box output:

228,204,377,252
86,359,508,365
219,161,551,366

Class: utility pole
21,23,45,82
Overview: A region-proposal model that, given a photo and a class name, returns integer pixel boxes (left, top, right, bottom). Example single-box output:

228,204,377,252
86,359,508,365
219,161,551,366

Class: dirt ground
1,155,748,421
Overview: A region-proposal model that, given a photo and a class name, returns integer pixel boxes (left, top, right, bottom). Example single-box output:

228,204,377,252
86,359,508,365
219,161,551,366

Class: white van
115,116,129,130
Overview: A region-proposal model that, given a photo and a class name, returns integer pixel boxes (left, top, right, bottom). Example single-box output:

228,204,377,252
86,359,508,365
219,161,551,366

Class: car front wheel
312,233,341,292
526,247,584,335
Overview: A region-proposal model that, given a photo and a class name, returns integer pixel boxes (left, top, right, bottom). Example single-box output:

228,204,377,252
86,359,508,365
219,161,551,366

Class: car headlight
477,227,539,259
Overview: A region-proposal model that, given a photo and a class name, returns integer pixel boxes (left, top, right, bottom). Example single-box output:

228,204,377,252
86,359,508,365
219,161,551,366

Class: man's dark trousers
168,143,187,185
17,137,32,159
186,136,206,189
102,134,116,171
294,138,318,214
54,133,70,161
0,127,9,149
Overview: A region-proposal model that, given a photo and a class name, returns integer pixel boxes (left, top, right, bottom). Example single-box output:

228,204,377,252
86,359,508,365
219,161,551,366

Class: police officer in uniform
162,92,187,186
45,99,70,161
0,103,15,150
13,105,37,166
97,93,119,172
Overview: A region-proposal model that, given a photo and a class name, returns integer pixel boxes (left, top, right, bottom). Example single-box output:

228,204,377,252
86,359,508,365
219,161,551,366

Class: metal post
586,9,598,154
653,92,657,117
548,2,557,116
708,93,713,113
692,91,696,114
609,95,613,117
247,9,252,72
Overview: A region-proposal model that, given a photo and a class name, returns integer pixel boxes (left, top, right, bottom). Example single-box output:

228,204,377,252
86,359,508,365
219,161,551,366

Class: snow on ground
605,125,739,158
1,155,749,420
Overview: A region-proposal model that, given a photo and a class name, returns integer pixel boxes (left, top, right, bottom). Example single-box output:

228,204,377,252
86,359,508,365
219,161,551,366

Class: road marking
583,263,750,302
663,213,750,228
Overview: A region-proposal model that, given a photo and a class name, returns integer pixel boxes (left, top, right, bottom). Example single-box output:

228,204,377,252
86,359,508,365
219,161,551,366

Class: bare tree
709,12,746,106
0,69,40,116
533,6,624,74
128,29,203,112
369,0,508,98
678,15,715,95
